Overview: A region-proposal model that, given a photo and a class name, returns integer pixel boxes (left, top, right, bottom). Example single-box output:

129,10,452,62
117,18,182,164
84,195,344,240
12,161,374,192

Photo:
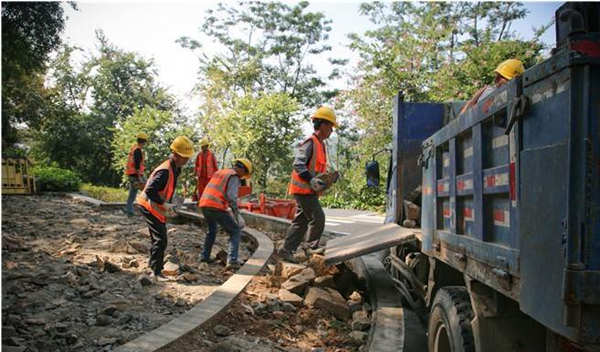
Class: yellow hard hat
234,158,253,179
494,59,525,80
136,132,149,140
311,106,338,128
200,138,210,147
170,136,194,158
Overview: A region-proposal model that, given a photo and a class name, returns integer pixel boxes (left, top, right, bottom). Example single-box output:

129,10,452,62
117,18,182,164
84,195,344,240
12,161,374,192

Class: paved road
323,208,386,236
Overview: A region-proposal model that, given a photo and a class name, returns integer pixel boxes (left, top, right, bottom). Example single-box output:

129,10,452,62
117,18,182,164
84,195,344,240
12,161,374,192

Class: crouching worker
136,136,194,281
198,158,253,271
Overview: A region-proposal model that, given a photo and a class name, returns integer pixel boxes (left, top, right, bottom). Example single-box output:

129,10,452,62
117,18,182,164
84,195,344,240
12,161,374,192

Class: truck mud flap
324,223,421,266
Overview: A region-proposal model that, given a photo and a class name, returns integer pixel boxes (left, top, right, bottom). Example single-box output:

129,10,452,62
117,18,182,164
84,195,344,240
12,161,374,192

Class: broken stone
403,200,420,221
307,255,329,276
101,305,118,317
215,249,228,265
280,262,306,280
349,331,368,343
351,311,371,331
281,268,315,295
272,311,285,319
97,336,117,346
278,289,303,306
402,219,417,228
95,314,111,326
304,287,350,320
281,302,296,312
162,261,179,276
349,291,362,303
293,251,308,263
137,275,153,287
129,240,148,254
182,273,199,282
213,324,231,336
314,275,335,288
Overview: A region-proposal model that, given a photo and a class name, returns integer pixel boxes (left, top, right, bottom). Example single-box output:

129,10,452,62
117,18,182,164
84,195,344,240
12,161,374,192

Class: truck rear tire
428,287,475,352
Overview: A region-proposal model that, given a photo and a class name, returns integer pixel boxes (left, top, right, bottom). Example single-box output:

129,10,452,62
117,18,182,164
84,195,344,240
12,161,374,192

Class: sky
61,1,562,115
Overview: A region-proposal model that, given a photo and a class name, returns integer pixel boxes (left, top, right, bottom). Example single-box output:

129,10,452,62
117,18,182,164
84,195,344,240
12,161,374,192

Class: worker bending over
123,132,148,216
136,136,194,281
459,59,525,115
280,106,338,262
198,158,253,271
194,138,218,200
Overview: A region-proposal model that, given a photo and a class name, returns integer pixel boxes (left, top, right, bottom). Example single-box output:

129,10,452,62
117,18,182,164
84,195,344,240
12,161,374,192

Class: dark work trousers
201,207,241,264
138,205,167,275
282,194,325,254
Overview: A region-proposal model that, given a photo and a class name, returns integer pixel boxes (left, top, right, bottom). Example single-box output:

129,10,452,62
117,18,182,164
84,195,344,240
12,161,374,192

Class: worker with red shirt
123,132,148,216
194,138,218,200
136,136,194,281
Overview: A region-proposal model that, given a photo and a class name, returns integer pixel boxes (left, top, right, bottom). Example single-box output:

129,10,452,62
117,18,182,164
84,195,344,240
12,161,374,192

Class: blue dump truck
325,3,599,351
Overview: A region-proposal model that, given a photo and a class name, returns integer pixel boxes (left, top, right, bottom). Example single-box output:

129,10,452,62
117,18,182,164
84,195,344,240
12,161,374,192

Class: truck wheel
428,287,475,352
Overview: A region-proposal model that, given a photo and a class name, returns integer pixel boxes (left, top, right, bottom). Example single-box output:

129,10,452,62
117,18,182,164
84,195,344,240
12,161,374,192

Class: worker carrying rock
198,158,253,271
136,136,194,281
123,132,148,216
193,137,218,201
279,106,339,262
459,58,525,115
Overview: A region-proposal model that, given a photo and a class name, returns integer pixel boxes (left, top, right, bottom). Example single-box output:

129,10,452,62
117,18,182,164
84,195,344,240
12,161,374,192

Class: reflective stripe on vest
125,144,145,176
195,150,218,179
135,160,174,223
288,134,327,195
198,169,237,211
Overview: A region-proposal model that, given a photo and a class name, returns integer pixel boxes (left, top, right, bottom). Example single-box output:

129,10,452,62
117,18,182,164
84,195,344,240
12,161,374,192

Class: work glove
229,210,246,229
163,203,177,217
310,177,327,192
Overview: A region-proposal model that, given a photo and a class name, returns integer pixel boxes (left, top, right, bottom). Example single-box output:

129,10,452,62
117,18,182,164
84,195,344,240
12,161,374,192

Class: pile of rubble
168,251,373,352
1,195,254,352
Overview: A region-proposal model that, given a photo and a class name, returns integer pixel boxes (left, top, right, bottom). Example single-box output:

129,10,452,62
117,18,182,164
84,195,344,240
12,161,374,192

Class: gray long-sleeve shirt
293,135,322,182
225,174,240,213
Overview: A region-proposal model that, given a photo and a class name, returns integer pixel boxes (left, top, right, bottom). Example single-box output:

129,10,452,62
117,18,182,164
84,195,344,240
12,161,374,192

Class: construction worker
198,158,253,270
136,136,194,281
123,132,148,216
459,59,525,115
279,106,337,261
193,138,218,201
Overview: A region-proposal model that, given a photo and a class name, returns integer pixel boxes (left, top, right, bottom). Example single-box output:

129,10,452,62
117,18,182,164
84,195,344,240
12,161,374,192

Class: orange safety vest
198,169,237,211
195,150,218,179
288,134,327,195
125,144,145,176
135,160,175,223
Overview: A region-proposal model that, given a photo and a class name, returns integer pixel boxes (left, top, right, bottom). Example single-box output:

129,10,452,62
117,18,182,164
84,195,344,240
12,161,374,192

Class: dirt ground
2,195,372,352
1,195,254,352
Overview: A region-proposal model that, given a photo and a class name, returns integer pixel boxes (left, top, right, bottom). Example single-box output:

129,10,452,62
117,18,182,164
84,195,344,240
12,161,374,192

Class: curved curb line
241,211,427,352
114,226,273,352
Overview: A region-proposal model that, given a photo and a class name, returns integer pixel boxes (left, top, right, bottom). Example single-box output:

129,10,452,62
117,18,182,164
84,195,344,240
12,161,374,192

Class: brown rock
314,275,335,288
307,255,329,276
182,273,199,282
402,219,417,228
162,262,179,276
129,241,148,254
280,262,306,279
278,289,303,306
403,200,420,221
304,287,350,320
349,291,362,303
281,268,315,295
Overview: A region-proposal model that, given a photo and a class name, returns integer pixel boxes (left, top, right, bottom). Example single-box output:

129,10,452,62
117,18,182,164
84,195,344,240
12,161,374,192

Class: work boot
199,256,215,264
307,247,325,256
277,249,298,263
225,261,241,271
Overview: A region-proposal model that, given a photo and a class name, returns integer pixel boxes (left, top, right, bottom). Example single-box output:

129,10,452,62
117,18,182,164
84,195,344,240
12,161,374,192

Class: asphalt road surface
323,208,385,236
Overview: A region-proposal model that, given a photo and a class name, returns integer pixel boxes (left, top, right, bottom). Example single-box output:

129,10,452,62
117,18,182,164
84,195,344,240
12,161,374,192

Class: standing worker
136,136,194,281
459,59,525,114
279,106,338,261
193,138,218,201
198,158,253,270
123,132,148,216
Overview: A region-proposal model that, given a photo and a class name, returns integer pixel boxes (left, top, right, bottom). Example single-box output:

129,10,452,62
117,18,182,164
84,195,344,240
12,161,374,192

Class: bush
80,183,128,202
33,166,81,192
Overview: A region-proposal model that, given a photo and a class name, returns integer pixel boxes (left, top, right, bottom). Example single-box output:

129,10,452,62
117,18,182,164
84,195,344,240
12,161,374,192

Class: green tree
111,106,197,194
33,35,182,186
2,2,72,148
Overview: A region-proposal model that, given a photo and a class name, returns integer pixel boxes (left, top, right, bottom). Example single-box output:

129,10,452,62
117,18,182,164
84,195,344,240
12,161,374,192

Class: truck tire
428,287,475,352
